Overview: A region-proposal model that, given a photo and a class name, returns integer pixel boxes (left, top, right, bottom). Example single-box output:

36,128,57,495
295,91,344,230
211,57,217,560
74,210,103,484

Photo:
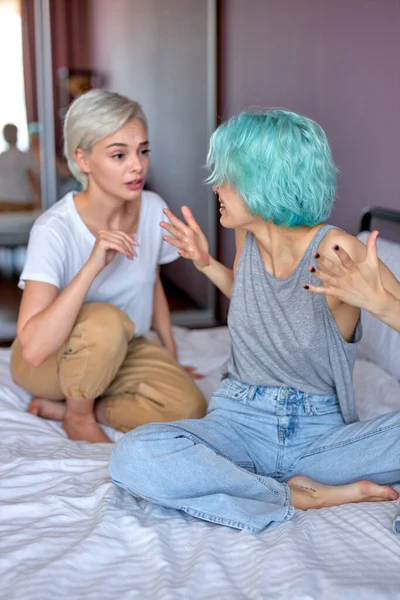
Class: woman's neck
246,218,322,278
74,187,141,233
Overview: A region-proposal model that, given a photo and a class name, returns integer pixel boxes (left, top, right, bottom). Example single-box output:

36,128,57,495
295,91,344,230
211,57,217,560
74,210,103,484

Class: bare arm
196,228,246,297
374,292,400,333
18,230,138,366
161,207,246,299
151,267,204,379
18,266,98,366
195,256,233,299
151,268,176,358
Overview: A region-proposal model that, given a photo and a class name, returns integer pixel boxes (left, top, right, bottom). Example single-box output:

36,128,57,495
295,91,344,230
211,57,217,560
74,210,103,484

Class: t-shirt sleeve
18,225,65,290
157,199,180,265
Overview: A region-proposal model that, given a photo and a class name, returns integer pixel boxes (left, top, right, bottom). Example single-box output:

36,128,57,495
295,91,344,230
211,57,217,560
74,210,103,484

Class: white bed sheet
1,326,400,600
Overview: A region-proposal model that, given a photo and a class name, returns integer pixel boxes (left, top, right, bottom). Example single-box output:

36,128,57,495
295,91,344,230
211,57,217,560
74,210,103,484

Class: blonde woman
11,90,206,443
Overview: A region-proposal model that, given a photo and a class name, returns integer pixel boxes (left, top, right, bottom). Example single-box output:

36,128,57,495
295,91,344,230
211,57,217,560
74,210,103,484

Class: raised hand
304,231,386,311
161,206,210,269
87,230,139,274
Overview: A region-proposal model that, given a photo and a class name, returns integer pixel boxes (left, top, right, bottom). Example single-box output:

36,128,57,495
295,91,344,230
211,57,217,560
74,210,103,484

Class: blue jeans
109,378,400,533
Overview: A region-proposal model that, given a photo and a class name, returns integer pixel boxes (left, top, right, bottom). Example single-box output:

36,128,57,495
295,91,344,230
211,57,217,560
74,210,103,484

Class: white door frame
34,0,57,210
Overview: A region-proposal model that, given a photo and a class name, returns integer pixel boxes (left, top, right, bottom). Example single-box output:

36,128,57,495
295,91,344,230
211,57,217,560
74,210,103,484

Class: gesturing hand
161,206,210,269
87,230,139,274
304,231,386,312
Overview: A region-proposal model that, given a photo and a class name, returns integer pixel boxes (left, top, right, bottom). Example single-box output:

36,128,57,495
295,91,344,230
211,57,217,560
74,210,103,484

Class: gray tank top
226,225,361,424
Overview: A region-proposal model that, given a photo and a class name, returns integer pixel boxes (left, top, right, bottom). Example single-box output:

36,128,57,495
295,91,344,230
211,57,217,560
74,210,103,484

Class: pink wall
219,0,400,274
88,0,215,313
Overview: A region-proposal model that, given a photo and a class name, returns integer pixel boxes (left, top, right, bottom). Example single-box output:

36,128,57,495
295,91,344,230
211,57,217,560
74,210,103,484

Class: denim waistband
218,377,338,406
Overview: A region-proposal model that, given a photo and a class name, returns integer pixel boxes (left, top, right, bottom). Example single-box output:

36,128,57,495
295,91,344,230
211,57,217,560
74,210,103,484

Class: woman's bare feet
63,412,111,443
288,475,398,510
27,398,111,443
27,398,66,421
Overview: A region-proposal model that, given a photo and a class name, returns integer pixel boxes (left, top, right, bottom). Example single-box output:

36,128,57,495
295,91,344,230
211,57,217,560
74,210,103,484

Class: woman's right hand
86,230,138,274
161,206,210,269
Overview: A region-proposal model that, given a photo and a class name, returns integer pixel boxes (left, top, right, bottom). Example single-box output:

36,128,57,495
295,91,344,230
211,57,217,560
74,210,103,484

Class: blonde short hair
63,89,148,189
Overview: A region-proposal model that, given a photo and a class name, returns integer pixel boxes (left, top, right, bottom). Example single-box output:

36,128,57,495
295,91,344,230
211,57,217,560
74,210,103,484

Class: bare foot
94,397,110,426
63,412,111,443
27,398,66,421
288,475,399,510
182,365,205,380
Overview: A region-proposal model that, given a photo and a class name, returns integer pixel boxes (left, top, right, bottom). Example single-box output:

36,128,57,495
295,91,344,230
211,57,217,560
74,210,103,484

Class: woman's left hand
182,365,205,380
163,338,205,379
304,231,388,312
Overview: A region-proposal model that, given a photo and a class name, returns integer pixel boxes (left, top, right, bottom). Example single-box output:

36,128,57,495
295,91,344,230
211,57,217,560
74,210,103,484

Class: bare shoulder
318,228,367,263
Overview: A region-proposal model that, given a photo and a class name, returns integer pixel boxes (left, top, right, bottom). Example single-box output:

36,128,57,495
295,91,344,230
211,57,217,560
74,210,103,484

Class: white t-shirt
0,147,35,203
19,191,179,335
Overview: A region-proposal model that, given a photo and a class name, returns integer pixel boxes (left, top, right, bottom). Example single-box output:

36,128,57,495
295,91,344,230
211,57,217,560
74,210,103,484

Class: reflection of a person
68,73,92,98
28,122,81,198
0,123,39,212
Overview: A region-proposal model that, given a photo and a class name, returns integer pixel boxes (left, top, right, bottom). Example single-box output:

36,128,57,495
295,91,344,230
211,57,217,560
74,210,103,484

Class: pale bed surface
1,326,400,600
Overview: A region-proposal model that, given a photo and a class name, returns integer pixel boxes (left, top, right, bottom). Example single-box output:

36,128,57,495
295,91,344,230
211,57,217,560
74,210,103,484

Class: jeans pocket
309,395,341,416
212,377,249,402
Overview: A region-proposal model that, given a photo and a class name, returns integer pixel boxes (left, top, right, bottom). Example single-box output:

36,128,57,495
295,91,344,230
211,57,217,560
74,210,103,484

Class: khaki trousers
11,303,207,432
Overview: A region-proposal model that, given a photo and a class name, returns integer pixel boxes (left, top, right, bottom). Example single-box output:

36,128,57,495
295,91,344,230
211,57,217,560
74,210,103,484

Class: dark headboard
359,207,400,234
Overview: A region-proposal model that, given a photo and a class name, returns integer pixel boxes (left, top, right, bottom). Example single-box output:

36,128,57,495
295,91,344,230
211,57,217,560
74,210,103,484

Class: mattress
1,326,400,600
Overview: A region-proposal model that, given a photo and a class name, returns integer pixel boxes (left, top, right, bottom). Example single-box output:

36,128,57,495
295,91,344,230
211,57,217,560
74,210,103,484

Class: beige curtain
20,0,38,124
50,0,91,153
20,0,91,152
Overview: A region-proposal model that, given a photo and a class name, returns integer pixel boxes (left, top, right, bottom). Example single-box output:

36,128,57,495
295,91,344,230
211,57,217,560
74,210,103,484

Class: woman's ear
74,148,91,176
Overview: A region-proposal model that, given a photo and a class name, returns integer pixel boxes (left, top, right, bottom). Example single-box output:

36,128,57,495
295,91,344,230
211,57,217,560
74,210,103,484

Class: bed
1,211,400,599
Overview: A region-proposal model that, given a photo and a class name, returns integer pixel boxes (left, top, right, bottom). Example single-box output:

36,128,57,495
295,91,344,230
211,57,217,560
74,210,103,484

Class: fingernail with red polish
310,267,316,273
334,245,340,251
304,285,309,290
315,253,320,259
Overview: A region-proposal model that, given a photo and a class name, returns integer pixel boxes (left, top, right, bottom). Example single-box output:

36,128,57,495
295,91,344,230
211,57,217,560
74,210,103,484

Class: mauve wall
219,0,400,291
87,0,215,311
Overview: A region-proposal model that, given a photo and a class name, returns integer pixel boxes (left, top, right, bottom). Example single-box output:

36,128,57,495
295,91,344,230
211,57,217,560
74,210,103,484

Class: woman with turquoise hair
109,109,400,533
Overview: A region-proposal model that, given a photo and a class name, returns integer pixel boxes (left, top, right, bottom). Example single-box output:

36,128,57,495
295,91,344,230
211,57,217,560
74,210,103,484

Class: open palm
161,206,210,269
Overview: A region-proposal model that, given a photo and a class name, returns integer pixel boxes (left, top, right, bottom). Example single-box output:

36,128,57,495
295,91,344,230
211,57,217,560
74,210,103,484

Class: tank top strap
305,224,338,260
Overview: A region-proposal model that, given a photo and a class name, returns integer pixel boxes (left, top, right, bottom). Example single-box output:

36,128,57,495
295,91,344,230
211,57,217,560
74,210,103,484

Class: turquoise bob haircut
206,110,337,227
